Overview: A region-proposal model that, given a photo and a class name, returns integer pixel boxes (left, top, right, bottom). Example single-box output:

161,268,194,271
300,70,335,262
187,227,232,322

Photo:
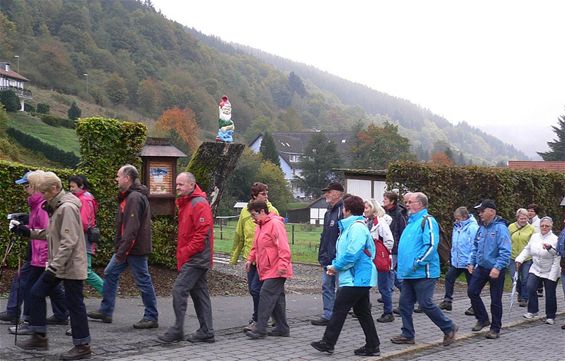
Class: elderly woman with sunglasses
515,216,561,325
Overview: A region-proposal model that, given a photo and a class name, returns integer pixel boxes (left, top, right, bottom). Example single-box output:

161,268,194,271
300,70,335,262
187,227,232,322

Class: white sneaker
545,318,554,325
523,312,538,319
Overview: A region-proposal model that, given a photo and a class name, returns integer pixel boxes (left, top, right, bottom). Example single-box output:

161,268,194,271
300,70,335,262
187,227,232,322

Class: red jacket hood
176,184,207,207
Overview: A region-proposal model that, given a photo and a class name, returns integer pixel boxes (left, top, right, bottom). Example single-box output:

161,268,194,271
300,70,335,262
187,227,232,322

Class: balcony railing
0,85,32,99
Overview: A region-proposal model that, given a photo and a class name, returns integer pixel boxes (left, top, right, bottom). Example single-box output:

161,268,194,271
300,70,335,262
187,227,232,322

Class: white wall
346,178,387,203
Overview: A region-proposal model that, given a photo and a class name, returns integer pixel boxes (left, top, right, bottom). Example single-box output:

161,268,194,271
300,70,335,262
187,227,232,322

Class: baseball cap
321,182,344,193
15,171,32,185
474,199,496,211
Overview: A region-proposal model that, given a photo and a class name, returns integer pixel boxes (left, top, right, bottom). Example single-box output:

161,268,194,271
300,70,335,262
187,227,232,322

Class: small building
338,168,388,204
286,196,329,224
0,62,32,111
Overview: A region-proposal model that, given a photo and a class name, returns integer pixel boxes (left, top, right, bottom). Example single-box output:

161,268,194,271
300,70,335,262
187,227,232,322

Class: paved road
1,282,563,360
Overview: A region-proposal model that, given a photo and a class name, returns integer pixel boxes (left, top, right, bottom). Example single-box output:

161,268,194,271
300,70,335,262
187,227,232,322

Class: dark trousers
467,266,506,333
526,274,557,319
323,286,380,349
29,272,90,345
169,264,214,338
5,261,30,317
247,264,263,322
256,278,289,334
443,266,471,302
23,266,67,321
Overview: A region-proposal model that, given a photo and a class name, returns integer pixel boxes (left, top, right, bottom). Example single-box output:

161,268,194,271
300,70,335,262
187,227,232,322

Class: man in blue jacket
467,199,511,339
311,182,344,326
391,192,458,346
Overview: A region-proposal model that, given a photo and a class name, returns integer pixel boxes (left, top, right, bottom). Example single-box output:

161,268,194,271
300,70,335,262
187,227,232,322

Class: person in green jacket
507,208,535,307
230,182,279,331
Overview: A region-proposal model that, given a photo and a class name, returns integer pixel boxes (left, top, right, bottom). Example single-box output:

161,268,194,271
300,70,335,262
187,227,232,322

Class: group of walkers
2,168,564,359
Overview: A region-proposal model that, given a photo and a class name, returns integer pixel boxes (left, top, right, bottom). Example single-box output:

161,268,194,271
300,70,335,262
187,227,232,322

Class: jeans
323,286,379,349
86,253,104,295
168,264,214,338
399,278,454,340
467,266,506,333
526,274,557,319
377,270,393,314
507,259,531,301
24,266,67,321
321,266,337,320
29,272,90,345
247,264,263,322
99,254,158,321
256,278,289,335
5,260,30,317
443,266,471,302
562,274,565,299
391,255,402,291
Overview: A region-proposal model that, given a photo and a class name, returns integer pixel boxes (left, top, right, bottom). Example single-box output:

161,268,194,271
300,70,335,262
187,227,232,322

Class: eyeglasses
540,225,551,228
258,191,268,196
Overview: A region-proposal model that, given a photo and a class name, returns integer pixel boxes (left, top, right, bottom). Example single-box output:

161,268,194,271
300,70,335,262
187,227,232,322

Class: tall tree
67,102,82,120
538,114,565,160
259,132,280,167
156,107,200,153
296,132,342,198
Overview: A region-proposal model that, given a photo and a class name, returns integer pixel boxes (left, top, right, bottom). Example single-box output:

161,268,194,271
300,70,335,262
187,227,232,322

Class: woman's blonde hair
28,170,62,193
365,199,386,218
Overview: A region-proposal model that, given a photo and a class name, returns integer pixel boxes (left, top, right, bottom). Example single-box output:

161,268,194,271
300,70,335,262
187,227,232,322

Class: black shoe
393,307,400,315
9,322,33,335
133,318,159,329
65,328,72,336
46,315,69,325
158,332,184,343
518,300,528,307
377,313,394,323
60,344,91,360
87,310,112,323
267,329,290,337
390,335,415,344
0,311,18,324
186,333,215,343
439,301,452,311
377,298,384,303
354,345,380,356
537,289,543,298
310,317,329,326
485,330,499,339
245,330,266,340
16,333,48,351
414,307,424,313
311,340,334,354
472,320,491,332
464,307,475,316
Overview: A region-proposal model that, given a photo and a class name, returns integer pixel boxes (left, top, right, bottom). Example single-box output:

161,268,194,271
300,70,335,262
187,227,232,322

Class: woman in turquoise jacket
311,196,380,357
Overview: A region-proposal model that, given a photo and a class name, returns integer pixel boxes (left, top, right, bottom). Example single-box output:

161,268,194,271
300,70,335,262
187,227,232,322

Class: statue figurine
216,95,235,143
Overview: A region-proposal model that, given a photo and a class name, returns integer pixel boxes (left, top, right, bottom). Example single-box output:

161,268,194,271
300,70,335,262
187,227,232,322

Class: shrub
24,103,35,112
0,90,20,112
40,114,75,129
6,128,79,167
36,103,50,114
67,102,81,120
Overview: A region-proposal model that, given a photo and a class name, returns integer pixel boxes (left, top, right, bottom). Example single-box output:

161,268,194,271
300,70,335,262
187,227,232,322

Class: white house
0,62,32,111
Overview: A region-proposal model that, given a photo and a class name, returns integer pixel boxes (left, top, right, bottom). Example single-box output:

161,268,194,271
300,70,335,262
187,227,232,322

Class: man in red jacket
158,172,215,344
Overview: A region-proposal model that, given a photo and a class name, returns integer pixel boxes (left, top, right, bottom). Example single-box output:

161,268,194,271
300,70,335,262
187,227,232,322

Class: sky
152,0,565,159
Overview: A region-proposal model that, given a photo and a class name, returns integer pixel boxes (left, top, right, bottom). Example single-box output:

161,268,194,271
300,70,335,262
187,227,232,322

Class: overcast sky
153,0,565,159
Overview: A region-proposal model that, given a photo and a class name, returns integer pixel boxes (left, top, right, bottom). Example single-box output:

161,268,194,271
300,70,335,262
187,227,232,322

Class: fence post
220,221,223,240
291,224,295,245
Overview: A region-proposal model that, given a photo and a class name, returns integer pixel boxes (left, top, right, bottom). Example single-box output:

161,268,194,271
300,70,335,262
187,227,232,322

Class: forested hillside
0,0,526,165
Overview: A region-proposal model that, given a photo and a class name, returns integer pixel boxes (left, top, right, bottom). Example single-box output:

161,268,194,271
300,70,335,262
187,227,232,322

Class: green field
214,220,322,264
7,112,80,155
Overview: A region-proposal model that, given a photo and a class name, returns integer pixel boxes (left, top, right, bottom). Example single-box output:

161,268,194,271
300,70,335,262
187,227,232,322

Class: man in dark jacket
383,191,407,292
311,182,344,326
88,165,158,329
158,172,215,343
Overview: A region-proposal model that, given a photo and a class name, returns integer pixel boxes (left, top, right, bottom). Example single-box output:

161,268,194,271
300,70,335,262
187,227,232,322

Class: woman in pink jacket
244,200,293,339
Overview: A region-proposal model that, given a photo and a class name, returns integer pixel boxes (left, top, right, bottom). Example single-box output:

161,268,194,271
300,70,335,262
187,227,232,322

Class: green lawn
7,112,80,155
214,220,322,264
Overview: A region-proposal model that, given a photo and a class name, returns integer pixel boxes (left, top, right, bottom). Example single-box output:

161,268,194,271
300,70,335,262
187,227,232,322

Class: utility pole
83,73,89,95
14,55,19,72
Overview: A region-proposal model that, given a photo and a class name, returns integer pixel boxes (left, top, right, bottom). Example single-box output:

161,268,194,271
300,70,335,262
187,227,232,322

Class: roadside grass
7,112,80,155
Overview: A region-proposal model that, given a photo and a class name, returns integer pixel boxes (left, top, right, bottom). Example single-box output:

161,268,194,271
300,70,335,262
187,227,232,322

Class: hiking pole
507,271,519,322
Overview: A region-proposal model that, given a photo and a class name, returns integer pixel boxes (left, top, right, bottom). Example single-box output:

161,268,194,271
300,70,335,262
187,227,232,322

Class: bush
6,127,79,167
24,103,35,112
36,103,50,114
0,90,20,112
67,102,81,120
40,114,75,129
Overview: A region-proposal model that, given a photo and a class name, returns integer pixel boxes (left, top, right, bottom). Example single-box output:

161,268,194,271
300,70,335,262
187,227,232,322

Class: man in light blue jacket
391,192,457,347
467,199,511,340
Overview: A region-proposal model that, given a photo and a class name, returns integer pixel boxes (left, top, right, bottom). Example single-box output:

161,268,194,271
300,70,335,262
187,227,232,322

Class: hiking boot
133,318,158,329
439,301,452,311
267,328,290,337
464,306,475,316
523,312,538,319
243,320,256,332
87,310,112,323
66,328,72,336
390,335,415,344
414,306,423,313
377,297,384,303
354,345,380,356
46,315,68,325
186,333,215,343
485,330,499,339
472,320,490,331
537,289,543,297
377,313,394,323
9,322,33,335
311,340,334,354
393,307,400,315
60,344,91,360
443,324,458,346
545,318,555,325
157,332,184,343
16,333,48,351
518,300,528,307
244,330,265,340
0,311,18,324
310,317,329,326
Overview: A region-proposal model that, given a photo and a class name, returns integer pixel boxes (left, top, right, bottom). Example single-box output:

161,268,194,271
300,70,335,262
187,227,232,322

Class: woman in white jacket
515,217,560,324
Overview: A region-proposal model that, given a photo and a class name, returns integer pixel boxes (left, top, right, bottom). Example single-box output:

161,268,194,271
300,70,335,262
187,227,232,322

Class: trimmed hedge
40,114,75,129
6,127,79,167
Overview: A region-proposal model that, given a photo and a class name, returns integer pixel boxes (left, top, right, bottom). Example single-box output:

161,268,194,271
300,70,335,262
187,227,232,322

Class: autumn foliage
156,108,200,153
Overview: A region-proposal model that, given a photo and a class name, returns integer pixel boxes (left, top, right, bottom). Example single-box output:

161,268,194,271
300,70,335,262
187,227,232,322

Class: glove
12,224,31,238
9,219,20,232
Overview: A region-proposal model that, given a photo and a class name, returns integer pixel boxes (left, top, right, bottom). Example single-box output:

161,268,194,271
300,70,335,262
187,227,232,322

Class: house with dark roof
507,160,565,173
249,131,353,198
0,62,32,111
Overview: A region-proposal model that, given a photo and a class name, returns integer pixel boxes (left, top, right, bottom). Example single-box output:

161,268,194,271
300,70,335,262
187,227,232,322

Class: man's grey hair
454,206,469,219
120,164,141,186
413,192,428,208
178,172,196,183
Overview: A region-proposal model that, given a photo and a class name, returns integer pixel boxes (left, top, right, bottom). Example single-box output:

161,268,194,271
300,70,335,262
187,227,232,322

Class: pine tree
538,115,565,160
67,102,82,120
259,132,280,167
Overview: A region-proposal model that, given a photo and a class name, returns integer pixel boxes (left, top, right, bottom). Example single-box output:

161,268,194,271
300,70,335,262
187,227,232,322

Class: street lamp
14,55,19,72
83,73,89,95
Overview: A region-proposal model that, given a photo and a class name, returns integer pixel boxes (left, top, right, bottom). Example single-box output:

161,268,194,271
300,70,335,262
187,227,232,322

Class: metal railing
0,85,32,99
